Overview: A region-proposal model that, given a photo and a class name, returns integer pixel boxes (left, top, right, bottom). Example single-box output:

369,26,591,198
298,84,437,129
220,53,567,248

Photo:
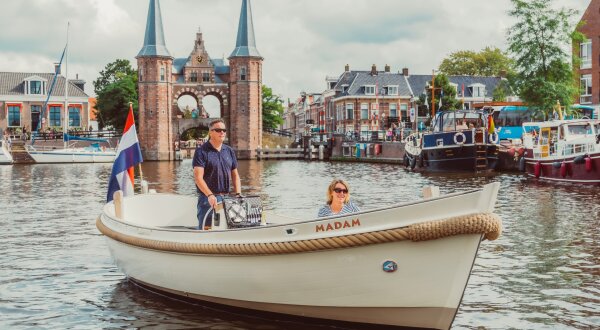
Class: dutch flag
106,103,143,202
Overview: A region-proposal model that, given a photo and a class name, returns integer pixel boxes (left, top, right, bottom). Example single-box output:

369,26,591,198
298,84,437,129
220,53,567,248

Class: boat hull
97,184,501,329
105,233,480,329
0,140,13,164
27,149,115,163
524,151,600,184
417,144,498,172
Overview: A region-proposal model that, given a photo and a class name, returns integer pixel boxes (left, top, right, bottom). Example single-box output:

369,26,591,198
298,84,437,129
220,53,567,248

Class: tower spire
138,0,171,57
229,0,261,58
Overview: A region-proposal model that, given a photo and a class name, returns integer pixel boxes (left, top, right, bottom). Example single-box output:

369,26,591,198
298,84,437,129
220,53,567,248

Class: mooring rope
96,212,501,256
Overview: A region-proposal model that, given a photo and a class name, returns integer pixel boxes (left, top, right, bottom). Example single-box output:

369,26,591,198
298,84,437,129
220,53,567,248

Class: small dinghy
96,183,502,330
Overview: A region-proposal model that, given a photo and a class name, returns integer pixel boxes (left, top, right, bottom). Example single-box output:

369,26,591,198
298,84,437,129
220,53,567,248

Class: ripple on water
1,161,599,329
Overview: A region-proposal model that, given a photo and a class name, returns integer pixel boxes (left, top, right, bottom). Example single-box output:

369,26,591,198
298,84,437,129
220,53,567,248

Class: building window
580,74,592,104
139,65,143,82
471,85,486,97
8,105,20,127
69,106,81,127
345,103,354,120
400,103,408,117
364,85,375,95
387,86,398,96
580,39,592,69
240,67,247,81
361,103,369,119
190,72,197,82
49,106,61,127
390,103,398,117
203,72,210,82
160,67,165,81
30,81,42,94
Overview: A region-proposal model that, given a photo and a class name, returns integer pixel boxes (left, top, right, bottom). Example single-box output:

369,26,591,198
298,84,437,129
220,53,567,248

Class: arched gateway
136,0,262,160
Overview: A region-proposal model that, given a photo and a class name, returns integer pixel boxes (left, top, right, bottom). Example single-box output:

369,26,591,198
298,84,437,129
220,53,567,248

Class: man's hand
208,194,218,208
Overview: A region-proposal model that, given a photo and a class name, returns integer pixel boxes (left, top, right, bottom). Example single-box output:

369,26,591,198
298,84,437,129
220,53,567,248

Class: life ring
488,132,499,144
453,132,466,145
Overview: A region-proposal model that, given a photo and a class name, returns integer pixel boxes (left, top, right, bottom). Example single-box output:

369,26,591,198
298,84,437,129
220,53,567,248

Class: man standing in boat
193,119,241,229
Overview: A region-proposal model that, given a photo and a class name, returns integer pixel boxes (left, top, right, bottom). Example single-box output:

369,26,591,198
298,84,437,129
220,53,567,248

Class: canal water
1,160,599,329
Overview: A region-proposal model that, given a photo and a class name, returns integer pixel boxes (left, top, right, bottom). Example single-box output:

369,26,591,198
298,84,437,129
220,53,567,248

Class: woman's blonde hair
326,179,350,205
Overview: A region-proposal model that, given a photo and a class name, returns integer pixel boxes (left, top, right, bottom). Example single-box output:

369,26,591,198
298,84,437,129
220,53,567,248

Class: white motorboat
96,183,502,330
0,137,13,164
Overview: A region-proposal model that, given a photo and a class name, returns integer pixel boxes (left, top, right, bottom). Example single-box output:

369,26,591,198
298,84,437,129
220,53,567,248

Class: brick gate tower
137,0,262,160
136,0,175,160
228,0,263,159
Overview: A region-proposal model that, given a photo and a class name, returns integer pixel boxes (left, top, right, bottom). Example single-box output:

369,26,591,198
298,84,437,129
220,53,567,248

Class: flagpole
129,101,145,187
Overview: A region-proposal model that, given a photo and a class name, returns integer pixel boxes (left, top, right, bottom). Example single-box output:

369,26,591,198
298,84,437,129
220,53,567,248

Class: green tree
94,60,138,130
262,85,284,129
93,59,137,95
95,75,138,131
439,47,515,77
507,0,585,119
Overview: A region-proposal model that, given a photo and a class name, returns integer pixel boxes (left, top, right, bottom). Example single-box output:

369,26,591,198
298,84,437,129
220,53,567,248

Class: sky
0,0,591,105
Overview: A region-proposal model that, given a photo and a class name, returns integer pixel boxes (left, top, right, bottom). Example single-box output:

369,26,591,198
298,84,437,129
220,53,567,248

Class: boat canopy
433,110,486,133
63,133,108,143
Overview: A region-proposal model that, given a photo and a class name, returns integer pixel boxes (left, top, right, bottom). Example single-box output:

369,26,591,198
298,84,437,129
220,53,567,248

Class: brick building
0,70,91,136
284,65,504,139
575,0,600,117
137,0,262,160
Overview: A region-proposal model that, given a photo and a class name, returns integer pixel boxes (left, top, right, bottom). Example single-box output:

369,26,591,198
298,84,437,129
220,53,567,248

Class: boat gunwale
100,188,482,234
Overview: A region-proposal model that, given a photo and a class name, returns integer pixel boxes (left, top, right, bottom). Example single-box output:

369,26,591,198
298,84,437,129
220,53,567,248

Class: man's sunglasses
333,188,348,194
211,128,227,133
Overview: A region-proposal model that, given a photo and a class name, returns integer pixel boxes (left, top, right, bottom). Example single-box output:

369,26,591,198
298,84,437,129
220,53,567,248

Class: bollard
309,145,315,160
319,145,324,160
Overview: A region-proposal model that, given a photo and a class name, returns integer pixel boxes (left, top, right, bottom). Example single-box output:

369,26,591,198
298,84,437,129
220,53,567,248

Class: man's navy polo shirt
192,142,238,195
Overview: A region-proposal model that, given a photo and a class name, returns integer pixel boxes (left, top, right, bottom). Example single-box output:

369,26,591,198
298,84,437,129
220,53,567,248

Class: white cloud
0,0,591,100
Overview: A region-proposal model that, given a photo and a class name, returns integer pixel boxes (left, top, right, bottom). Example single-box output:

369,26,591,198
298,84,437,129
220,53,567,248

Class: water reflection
0,160,599,329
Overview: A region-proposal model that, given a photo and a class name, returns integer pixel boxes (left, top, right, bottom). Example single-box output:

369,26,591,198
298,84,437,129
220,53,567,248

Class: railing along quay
256,145,324,161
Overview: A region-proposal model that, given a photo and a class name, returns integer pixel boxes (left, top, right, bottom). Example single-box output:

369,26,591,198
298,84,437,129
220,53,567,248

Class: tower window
240,67,247,81
160,67,165,81
191,72,198,82
139,65,143,82
203,72,210,82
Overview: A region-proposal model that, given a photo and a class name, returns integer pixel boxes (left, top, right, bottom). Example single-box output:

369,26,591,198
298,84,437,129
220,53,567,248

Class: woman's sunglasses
211,128,227,133
333,188,348,194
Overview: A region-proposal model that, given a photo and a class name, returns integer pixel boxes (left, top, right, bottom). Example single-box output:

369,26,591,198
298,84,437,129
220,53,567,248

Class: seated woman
318,179,361,217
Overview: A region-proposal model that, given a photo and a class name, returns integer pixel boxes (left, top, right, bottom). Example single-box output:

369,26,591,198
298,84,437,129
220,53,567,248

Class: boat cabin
522,120,600,157
432,110,486,133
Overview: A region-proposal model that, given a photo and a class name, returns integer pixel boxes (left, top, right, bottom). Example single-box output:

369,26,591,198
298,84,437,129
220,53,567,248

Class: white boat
26,142,116,163
96,183,502,329
0,137,13,164
25,25,116,164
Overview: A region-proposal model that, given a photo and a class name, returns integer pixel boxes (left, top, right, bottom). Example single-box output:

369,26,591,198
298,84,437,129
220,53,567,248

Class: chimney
54,63,61,75
384,64,390,73
402,67,409,76
345,64,350,72
371,64,377,75
499,70,507,78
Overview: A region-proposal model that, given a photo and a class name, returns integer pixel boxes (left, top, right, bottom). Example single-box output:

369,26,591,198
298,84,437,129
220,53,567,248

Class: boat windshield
436,112,484,132
566,124,593,136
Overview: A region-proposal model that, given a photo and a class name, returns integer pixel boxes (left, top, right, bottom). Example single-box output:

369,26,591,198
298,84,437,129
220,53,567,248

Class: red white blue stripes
107,104,143,202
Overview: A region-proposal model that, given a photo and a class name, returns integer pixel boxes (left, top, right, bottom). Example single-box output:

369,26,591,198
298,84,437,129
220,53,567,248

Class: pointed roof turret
137,0,171,57
229,0,261,58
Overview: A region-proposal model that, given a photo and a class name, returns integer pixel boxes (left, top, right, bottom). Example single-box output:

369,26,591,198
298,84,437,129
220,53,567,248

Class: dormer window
23,75,47,96
364,85,375,95
469,83,486,97
387,85,398,96
342,84,349,93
